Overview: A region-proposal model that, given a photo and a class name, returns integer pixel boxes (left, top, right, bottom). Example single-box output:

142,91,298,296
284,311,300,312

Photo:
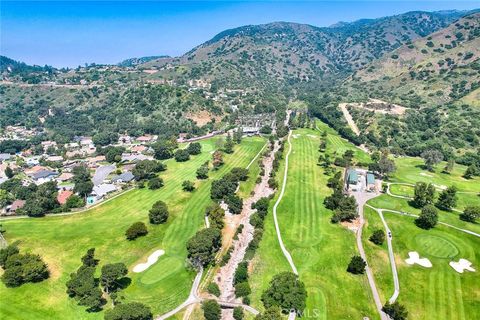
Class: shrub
187,142,202,155
182,180,195,192
347,256,366,274
125,222,148,240
174,149,190,162
415,205,438,229
207,282,221,297
233,306,244,320
369,229,385,245
202,299,221,320
148,177,164,190
382,301,408,320
459,206,480,223
235,281,251,297
105,302,153,320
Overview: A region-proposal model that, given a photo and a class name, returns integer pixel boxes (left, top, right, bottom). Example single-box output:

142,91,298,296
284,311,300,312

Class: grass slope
250,127,377,319
0,136,265,320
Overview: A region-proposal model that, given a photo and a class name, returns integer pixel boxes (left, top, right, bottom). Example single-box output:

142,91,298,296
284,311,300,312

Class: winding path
272,130,298,275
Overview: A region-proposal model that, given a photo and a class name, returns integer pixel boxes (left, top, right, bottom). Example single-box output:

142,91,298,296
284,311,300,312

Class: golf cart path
365,204,400,303
353,193,389,320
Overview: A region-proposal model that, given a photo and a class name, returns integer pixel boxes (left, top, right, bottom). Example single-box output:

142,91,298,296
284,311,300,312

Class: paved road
93,164,116,186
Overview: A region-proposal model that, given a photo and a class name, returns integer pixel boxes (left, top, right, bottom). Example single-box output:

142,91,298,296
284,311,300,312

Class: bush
225,194,243,214
369,229,385,245
202,299,221,320
235,281,251,297
148,177,164,190
174,149,190,162
347,256,366,274
382,301,408,320
1,252,49,287
196,165,209,179
233,306,244,320
104,302,153,320
182,180,195,192
207,282,221,297
459,206,480,223
187,142,202,155
149,200,169,224
125,222,148,240
186,228,222,267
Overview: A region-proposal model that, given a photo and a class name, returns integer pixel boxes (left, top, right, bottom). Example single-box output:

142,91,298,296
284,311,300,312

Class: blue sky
1,1,479,67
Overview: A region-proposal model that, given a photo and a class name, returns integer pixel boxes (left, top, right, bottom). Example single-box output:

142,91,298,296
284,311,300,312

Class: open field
250,127,378,319
363,208,480,320
0,136,266,319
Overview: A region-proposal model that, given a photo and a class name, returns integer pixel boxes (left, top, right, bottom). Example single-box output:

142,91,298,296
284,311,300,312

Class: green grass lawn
389,184,415,198
249,127,377,319
363,209,480,320
0,136,265,320
390,157,480,193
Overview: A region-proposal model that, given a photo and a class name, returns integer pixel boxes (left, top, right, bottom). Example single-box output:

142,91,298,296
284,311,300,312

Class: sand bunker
420,172,433,177
405,251,432,268
449,259,476,273
307,134,317,138
133,250,165,273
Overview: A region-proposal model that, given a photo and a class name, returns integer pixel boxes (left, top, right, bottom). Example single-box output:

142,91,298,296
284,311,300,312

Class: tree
255,307,282,320
443,158,455,174
376,154,396,177
415,205,438,229
225,194,243,214
187,142,202,155
65,194,85,209
0,243,19,268
174,149,190,162
421,149,443,171
152,140,174,160
230,167,249,181
104,302,153,320
460,206,480,223
132,160,166,181
207,282,220,297
148,177,164,190
206,203,225,230
382,301,408,320
1,252,49,287
261,272,307,314
182,180,195,192
224,134,235,154
234,128,243,144
5,166,14,179
463,164,480,179
101,263,128,294
233,306,244,320
235,281,251,297
196,165,209,179
82,248,98,267
347,256,366,274
202,300,221,320
0,189,13,208
186,228,222,267
73,165,93,197
66,249,103,311
413,182,435,208
125,222,148,240
369,229,385,245
436,186,457,211
212,150,224,169
149,201,169,224
260,125,272,134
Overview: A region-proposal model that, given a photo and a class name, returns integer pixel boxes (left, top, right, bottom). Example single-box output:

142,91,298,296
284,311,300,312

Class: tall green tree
436,186,457,211
413,182,435,208
415,205,438,229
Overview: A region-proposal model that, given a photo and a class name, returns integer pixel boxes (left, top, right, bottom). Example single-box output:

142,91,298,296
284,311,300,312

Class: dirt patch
341,99,407,116
341,217,362,232
186,110,221,126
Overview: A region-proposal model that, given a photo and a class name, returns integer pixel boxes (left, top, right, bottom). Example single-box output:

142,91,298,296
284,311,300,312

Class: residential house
32,170,58,185
111,172,135,184
0,153,11,162
56,172,74,183
8,199,26,215
46,155,64,162
91,183,117,200
121,153,152,163
57,190,73,205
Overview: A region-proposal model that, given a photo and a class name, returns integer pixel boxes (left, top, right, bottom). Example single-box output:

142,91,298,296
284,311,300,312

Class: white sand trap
133,250,165,273
433,184,447,190
307,134,317,138
405,251,432,268
420,172,433,177
449,259,475,273
292,134,300,139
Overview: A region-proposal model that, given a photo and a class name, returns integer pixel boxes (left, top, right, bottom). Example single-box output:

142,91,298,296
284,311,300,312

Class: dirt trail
215,141,279,312
339,103,361,136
